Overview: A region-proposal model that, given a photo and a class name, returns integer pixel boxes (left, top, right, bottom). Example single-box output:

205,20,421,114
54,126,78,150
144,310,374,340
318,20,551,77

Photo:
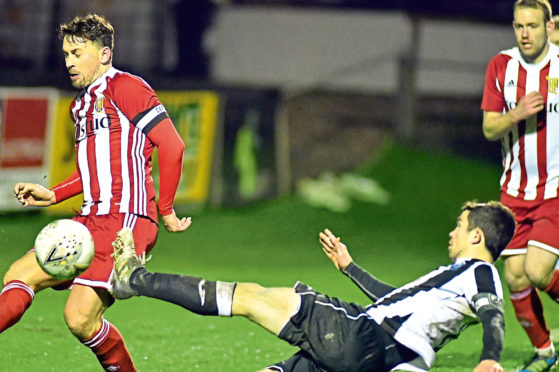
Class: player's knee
63,305,99,339
3,253,50,290
504,264,530,290
233,282,265,315
524,266,551,289
3,269,12,286
3,258,27,286
234,283,298,316
239,282,266,295
233,282,297,318
237,283,292,304
504,272,531,291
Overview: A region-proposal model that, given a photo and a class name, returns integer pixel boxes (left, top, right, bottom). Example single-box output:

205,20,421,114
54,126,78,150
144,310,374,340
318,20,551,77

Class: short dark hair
461,201,516,261
59,14,114,50
514,0,552,23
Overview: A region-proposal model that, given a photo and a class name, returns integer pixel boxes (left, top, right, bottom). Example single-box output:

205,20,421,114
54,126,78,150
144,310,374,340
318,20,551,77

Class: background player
551,15,559,45
111,201,515,372
0,14,190,372
481,1,559,370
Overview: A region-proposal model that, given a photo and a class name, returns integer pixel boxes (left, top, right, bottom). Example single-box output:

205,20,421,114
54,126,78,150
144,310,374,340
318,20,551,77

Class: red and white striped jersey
482,44,559,202
59,67,180,220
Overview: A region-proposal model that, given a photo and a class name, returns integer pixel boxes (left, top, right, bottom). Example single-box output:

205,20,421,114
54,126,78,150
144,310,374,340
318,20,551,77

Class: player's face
62,36,110,89
513,7,552,63
448,211,471,260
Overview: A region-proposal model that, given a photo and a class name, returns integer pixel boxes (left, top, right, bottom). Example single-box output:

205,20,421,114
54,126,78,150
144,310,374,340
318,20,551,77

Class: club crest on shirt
94,97,105,113
547,76,559,94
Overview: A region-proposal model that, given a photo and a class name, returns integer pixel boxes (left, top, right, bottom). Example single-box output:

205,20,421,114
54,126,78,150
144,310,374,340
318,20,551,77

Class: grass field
0,144,556,371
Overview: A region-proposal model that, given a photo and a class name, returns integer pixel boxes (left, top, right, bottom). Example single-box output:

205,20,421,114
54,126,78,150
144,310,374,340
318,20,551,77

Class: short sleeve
481,55,507,113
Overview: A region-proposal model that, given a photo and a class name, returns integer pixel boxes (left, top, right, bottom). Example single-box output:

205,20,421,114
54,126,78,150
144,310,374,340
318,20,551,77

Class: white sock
537,342,556,357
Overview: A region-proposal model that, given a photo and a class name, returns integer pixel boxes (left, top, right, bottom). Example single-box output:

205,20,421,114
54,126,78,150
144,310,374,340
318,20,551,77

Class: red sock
82,319,136,372
544,270,559,301
0,280,34,333
510,286,550,349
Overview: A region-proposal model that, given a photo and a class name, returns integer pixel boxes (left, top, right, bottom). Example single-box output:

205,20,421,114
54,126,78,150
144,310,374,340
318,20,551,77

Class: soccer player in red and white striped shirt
481,1,559,370
1,14,191,371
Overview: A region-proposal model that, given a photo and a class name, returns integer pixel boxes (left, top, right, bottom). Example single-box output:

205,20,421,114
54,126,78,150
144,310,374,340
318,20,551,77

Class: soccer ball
34,219,94,280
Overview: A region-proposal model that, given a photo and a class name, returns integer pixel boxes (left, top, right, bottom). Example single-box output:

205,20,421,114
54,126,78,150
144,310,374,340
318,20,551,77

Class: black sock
129,268,236,316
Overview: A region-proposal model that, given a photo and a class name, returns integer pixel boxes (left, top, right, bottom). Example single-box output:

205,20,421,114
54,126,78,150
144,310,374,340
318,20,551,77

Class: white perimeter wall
208,6,515,95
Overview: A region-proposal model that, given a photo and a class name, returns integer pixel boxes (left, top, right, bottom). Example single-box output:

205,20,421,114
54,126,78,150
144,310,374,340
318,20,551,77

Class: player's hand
13,183,56,207
512,91,545,122
319,228,353,271
161,211,192,232
473,359,503,372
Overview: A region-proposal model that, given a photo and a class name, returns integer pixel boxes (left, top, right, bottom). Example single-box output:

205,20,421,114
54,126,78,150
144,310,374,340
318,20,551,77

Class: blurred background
4,2,559,370
0,0,555,212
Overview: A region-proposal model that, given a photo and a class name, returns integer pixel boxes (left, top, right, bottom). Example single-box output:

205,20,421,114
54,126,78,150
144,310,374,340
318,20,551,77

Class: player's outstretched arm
319,228,395,301
473,359,503,372
149,118,186,231
161,211,192,232
13,183,56,207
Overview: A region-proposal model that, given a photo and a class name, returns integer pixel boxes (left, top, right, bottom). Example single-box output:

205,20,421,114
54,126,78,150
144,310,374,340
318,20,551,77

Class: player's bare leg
3,251,65,291
524,246,559,290
0,251,66,333
232,284,300,335
65,284,136,371
504,254,530,291
64,285,109,339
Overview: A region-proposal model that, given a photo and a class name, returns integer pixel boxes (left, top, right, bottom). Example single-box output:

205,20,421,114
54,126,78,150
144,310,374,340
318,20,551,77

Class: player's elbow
171,136,185,157
178,140,185,155
483,131,497,142
482,111,508,142
482,125,501,142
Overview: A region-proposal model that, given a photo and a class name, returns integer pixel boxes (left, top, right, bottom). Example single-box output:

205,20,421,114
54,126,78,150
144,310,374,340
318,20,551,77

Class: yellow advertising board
47,96,81,214
47,91,220,215
156,91,219,203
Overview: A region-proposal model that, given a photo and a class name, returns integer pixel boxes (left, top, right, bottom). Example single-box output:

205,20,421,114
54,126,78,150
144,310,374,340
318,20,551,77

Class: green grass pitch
0,145,556,371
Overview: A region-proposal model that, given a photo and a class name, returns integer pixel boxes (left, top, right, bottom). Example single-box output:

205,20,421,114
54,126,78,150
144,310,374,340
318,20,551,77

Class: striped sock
0,280,34,333
130,268,236,316
82,319,136,372
510,286,550,349
544,270,559,302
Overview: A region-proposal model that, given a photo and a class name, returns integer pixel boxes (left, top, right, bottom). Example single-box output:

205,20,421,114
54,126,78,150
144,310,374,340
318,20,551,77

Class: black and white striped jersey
364,258,504,370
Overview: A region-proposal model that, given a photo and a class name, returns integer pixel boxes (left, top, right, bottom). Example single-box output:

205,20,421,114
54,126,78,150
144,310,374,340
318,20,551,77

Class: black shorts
267,282,387,372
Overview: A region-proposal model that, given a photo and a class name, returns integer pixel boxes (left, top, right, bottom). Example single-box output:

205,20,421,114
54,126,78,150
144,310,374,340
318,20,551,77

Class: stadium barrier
0,88,57,211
